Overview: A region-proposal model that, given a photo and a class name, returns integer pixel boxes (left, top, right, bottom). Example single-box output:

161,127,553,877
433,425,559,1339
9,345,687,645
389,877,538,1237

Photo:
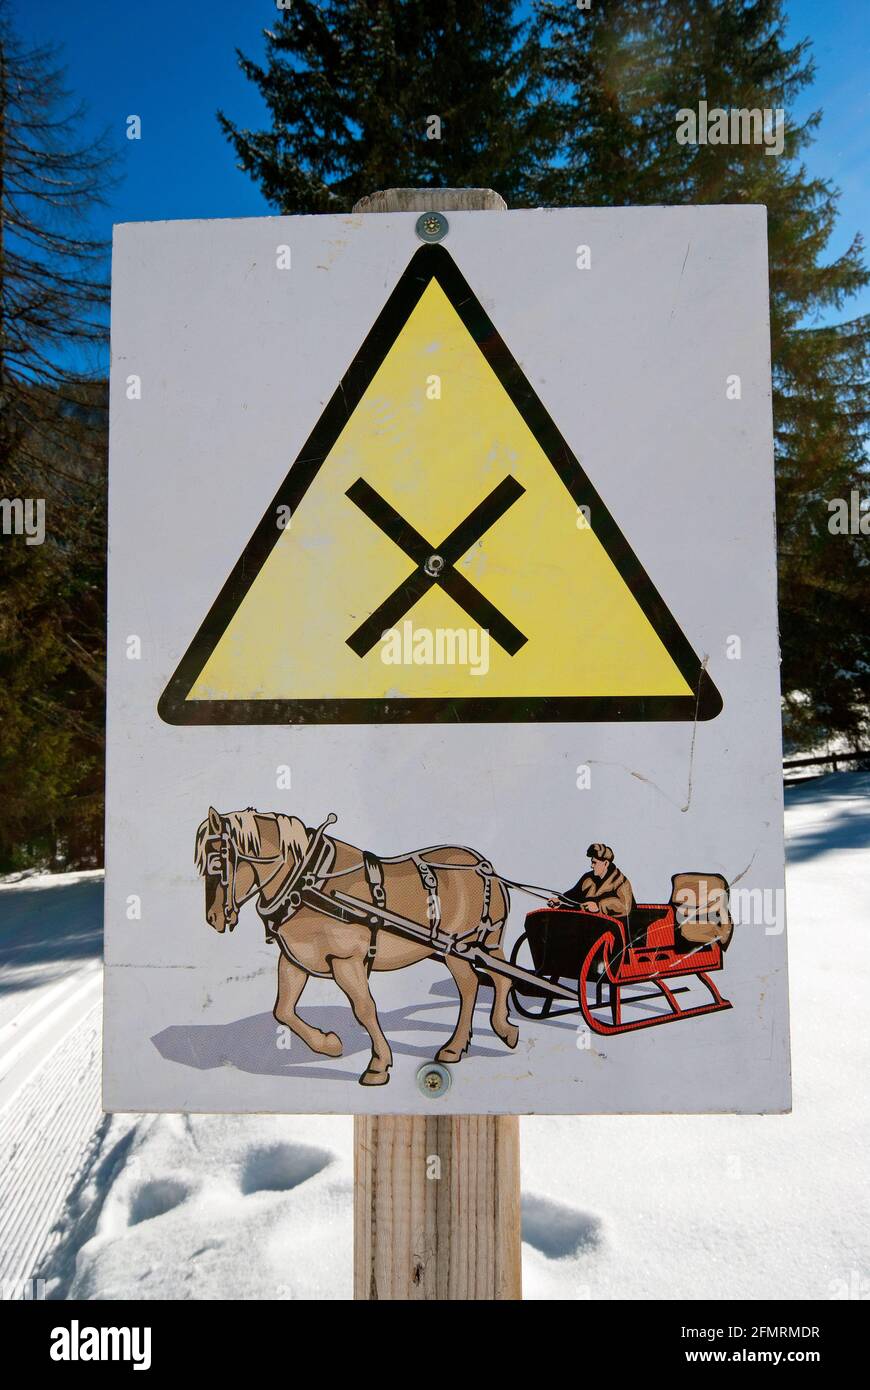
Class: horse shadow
152,984,508,1082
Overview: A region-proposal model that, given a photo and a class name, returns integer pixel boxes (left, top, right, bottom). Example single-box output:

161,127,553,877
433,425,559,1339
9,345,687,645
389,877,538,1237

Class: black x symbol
345,475,528,657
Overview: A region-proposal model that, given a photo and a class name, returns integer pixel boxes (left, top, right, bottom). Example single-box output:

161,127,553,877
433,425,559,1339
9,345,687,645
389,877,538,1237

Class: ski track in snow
0,873,104,1295
0,999,102,1290
0,774,868,1300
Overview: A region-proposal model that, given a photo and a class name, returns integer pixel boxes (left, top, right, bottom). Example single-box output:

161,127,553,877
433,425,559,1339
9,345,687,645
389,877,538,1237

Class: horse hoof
360,1068,390,1086
436,1046,465,1064
318,1031,343,1058
501,1024,519,1050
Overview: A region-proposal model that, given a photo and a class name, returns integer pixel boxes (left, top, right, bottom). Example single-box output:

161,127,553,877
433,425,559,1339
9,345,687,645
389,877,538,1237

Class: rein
316,847,565,904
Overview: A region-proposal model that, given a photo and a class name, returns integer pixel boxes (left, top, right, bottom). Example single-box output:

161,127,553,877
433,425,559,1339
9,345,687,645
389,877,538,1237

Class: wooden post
350,187,521,1302
354,1114,521,1300
353,187,507,215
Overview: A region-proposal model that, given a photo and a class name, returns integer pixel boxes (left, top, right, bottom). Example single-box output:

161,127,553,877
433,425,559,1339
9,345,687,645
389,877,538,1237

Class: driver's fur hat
586,843,614,863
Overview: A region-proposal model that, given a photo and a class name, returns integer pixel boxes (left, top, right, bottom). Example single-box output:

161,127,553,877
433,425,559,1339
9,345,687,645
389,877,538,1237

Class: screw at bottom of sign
416,1062,451,1098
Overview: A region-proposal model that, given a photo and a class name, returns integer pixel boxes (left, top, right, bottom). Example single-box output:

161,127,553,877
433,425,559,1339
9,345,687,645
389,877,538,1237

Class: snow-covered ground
0,869,104,1295
0,775,867,1301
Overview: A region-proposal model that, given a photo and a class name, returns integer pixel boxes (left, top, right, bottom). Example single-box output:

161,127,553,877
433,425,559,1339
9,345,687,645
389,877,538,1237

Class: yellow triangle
187,278,691,703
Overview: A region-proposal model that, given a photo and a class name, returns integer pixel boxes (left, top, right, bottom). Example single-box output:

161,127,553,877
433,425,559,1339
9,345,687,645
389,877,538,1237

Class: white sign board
104,206,790,1114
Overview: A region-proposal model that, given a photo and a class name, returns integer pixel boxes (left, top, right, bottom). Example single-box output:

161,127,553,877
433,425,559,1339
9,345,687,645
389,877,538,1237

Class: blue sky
8,0,869,332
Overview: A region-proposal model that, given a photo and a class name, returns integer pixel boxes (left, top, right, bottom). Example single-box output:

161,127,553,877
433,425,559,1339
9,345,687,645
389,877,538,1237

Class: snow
1,773,868,1301
0,872,104,1295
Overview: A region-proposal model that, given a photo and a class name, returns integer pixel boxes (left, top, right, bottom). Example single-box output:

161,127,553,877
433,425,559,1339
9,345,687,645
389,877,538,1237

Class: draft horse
195,807,518,1085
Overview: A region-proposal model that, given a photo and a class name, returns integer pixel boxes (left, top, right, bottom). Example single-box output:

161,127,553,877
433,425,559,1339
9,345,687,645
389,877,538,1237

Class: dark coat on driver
564,863,635,918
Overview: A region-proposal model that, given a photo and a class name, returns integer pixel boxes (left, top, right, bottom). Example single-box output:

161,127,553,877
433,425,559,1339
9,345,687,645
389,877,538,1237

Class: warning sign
158,246,721,725
104,206,789,1118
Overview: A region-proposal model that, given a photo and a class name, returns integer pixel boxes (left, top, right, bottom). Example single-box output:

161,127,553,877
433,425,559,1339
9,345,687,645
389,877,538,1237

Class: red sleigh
508,873,733,1036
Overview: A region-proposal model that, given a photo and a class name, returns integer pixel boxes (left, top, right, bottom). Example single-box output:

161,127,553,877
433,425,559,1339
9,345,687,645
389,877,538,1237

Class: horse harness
209,813,500,979
353,851,495,975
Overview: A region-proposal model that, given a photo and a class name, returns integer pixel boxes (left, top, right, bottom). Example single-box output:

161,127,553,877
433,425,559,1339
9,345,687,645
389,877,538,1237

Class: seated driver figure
549,843,635,918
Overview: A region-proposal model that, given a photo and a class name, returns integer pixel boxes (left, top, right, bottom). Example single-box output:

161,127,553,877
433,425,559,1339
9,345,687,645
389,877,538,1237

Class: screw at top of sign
415,212,449,243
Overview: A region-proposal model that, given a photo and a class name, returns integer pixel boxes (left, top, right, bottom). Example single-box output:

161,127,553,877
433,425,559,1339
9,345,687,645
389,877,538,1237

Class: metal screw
416,1062,451,1098
415,212,449,243
424,553,445,576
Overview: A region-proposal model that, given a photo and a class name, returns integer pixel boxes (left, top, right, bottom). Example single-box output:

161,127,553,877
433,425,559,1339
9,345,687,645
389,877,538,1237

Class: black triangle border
158,244,722,725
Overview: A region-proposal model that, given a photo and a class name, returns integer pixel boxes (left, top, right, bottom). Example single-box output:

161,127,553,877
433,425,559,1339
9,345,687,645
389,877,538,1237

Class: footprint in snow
240,1142,333,1195
522,1193,603,1260
129,1178,193,1226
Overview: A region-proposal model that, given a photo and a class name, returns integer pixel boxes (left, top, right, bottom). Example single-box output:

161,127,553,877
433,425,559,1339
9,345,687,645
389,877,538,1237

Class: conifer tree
218,0,552,212
0,8,112,470
0,5,111,867
541,0,870,747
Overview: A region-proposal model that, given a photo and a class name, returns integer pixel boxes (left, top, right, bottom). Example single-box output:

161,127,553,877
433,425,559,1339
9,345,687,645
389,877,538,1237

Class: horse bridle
205,812,338,927
204,825,288,925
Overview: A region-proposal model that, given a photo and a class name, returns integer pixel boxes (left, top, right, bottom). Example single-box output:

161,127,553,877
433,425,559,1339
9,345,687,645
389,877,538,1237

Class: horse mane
194,809,309,875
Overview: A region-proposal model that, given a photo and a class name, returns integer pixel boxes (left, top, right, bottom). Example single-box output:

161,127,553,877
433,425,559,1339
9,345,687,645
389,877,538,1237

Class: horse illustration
195,806,519,1086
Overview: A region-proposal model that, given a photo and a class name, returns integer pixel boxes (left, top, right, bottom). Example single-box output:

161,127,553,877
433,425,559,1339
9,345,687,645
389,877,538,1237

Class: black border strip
157,244,722,725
